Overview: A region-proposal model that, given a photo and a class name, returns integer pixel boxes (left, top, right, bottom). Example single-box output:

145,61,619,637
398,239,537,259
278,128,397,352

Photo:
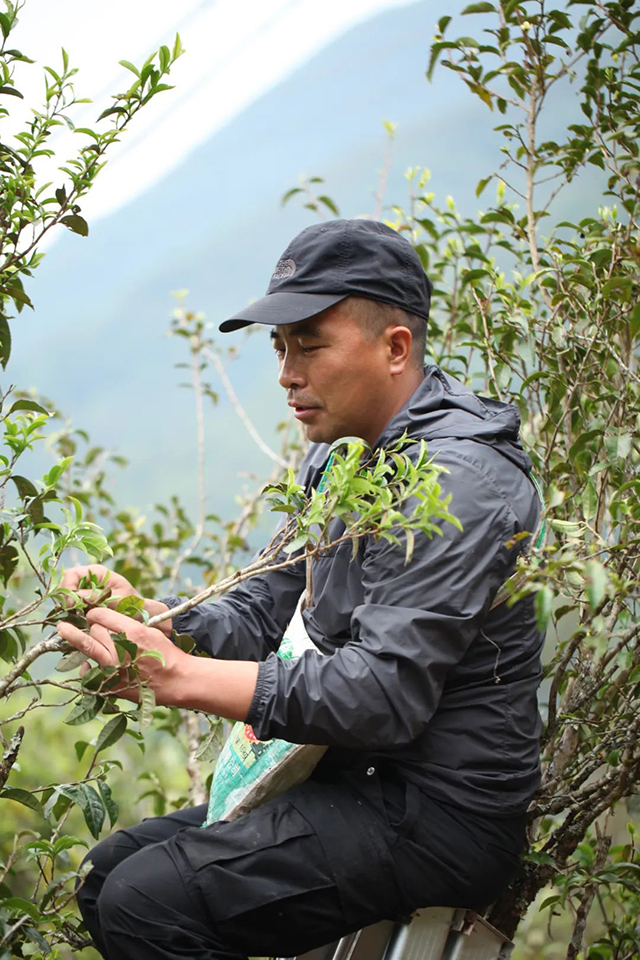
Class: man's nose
278,355,306,391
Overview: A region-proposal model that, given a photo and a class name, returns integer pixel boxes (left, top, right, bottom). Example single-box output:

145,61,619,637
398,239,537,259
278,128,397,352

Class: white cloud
8,0,415,234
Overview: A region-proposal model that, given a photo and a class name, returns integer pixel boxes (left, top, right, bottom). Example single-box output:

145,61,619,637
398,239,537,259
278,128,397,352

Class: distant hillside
11,0,599,522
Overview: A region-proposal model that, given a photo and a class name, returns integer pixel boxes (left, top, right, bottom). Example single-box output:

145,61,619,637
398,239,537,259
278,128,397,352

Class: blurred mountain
10,0,597,521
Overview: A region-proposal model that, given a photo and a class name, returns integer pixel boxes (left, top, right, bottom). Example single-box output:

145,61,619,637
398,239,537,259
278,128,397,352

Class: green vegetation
1,1,639,957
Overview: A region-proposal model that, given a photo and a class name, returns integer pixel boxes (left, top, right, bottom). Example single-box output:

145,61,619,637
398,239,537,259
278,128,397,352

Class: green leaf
113,632,138,663
281,187,303,205
461,268,490,287
97,105,127,122
139,648,165,666
8,399,48,416
74,784,106,839
158,44,170,72
462,2,496,11
616,433,632,461
475,175,492,197
569,428,602,462
0,316,12,369
194,725,222,761
549,519,583,536
0,12,11,37
119,59,140,76
43,455,73,487
0,85,24,98
115,594,145,618
585,559,607,610
535,587,553,631
427,40,460,80
64,693,102,726
139,685,156,728
0,544,19,587
0,787,44,815
97,779,119,828
52,835,88,855
95,714,127,754
3,897,41,921
4,284,33,309
318,195,339,216
282,534,310,554
24,925,51,955
172,632,195,653
10,474,38,499
504,0,524,19
60,214,89,237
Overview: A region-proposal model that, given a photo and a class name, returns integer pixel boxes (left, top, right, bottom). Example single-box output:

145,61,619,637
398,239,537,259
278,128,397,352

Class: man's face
270,301,404,447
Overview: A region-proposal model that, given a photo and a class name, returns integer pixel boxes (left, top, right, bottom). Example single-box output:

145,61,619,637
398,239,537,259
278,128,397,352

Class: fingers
89,621,119,662
58,622,139,702
86,606,148,638
60,564,109,588
58,565,112,608
57,620,117,668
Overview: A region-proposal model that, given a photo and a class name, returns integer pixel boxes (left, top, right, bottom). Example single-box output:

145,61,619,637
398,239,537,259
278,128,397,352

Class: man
59,219,543,960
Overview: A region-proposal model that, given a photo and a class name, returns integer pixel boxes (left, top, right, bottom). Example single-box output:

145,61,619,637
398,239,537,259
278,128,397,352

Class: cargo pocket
180,797,337,924
387,782,422,844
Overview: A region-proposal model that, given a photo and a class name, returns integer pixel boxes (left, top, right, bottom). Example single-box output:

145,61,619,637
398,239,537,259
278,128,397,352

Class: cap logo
273,258,296,280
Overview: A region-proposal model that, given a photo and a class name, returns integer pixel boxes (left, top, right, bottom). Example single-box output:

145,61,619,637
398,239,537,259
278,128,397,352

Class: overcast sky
10,0,416,227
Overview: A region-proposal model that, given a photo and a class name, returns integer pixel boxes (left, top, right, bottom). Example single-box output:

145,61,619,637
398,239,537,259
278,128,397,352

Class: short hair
346,296,426,369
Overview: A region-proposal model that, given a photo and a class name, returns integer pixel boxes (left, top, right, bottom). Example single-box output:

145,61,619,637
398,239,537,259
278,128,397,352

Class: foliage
0,0,639,956
0,0,184,372
406,0,638,951
0,9,465,957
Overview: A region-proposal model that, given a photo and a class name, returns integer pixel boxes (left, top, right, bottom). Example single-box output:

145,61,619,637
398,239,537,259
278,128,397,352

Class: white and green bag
204,603,326,825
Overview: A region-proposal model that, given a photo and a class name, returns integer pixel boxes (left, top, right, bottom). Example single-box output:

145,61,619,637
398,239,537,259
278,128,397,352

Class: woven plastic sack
204,605,326,825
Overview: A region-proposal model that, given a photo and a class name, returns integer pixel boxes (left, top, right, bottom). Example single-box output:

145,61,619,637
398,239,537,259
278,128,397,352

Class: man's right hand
57,565,173,639
58,564,136,607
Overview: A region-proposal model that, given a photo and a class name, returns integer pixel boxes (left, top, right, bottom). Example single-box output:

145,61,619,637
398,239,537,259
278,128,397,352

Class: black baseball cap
219,219,433,333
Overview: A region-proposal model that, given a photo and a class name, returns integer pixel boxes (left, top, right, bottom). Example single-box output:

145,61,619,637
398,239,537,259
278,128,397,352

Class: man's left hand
57,607,189,706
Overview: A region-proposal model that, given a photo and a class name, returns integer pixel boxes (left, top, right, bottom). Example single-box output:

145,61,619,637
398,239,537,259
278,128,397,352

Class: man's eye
273,347,285,358
302,346,319,354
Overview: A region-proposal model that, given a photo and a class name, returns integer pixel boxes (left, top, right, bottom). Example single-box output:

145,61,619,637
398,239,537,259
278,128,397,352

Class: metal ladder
278,906,513,960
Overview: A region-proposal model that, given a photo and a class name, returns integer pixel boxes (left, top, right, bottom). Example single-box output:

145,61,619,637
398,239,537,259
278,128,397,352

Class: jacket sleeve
163,557,305,661
246,452,525,748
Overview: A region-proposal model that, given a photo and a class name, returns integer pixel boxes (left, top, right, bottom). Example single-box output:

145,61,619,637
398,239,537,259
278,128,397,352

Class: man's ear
386,325,413,375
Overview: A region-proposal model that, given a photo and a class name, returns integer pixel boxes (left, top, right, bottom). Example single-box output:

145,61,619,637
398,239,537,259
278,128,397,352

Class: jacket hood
375,365,532,474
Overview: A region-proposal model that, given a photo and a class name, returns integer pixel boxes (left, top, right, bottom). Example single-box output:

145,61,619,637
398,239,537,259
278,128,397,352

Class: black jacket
166,366,544,817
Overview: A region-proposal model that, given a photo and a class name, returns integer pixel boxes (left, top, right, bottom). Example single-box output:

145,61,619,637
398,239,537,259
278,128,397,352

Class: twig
471,288,503,400
183,712,207,806
566,828,611,960
373,124,395,220
0,726,24,789
167,336,207,592
0,833,20,885
203,347,288,468
2,694,79,726
0,634,66,698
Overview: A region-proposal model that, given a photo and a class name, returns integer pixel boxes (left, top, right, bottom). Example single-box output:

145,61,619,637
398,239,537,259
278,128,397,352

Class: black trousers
77,764,526,960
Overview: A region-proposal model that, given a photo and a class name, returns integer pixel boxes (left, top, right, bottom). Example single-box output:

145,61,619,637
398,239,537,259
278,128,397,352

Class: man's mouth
288,401,320,421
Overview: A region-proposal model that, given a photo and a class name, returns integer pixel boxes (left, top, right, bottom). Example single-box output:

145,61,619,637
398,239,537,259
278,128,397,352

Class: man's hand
57,607,260,719
57,607,188,706
58,565,173,638
58,564,136,607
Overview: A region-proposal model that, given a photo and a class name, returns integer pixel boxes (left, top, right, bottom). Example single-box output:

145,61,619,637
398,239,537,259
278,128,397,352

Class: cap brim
219,292,347,333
